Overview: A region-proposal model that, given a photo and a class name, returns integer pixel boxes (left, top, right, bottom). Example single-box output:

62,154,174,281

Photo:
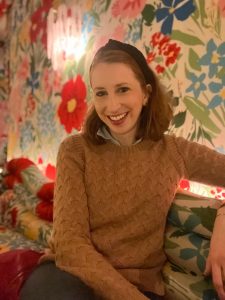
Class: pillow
13,184,53,222
168,192,222,239
0,249,43,300
4,158,54,202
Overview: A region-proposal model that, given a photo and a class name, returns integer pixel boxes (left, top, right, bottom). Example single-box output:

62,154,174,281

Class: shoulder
59,134,88,153
57,134,90,165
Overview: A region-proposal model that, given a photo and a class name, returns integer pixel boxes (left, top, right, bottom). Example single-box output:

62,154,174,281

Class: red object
179,179,190,190
45,163,56,180
36,200,53,222
0,249,43,300
3,174,21,188
3,158,35,188
37,182,54,202
6,158,34,179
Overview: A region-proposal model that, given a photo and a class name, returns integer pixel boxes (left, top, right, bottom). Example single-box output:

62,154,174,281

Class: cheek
93,101,105,116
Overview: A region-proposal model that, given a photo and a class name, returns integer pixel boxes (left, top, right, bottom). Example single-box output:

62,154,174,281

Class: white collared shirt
97,126,142,145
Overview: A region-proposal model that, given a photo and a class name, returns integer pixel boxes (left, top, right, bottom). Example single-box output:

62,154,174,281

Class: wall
6,0,225,172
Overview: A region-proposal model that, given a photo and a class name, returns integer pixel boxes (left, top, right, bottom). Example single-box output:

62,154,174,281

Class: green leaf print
172,111,187,128
170,229,188,238
188,48,201,71
183,97,221,134
190,278,217,298
197,254,206,272
198,0,209,28
180,248,197,260
170,263,187,274
215,7,221,37
171,30,204,46
183,214,201,232
105,0,112,12
217,67,225,79
190,207,217,232
141,4,155,26
164,237,180,250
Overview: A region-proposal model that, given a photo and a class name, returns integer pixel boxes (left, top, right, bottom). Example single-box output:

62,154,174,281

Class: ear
143,84,152,106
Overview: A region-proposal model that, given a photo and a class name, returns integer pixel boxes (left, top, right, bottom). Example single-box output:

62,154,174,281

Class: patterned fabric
0,225,44,253
3,194,52,246
163,262,218,300
163,192,222,299
43,133,225,299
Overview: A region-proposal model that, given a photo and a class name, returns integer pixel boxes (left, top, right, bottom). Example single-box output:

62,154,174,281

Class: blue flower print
208,78,225,109
37,102,56,136
155,0,196,35
20,121,35,150
82,13,95,34
26,71,40,93
199,39,225,78
186,73,207,99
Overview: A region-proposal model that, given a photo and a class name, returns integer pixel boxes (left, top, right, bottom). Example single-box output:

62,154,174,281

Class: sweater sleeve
167,135,225,188
52,135,148,300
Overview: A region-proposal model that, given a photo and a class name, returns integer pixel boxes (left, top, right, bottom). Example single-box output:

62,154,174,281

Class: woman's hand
204,208,225,300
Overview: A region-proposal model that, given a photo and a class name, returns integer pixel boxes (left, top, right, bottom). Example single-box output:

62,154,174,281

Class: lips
107,112,128,125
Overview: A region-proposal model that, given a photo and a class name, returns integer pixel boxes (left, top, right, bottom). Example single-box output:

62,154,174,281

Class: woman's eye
118,87,129,93
95,91,107,97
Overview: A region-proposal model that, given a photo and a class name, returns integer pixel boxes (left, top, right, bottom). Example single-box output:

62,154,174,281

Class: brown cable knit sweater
44,134,225,300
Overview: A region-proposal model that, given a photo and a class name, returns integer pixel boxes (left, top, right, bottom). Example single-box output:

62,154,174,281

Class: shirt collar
97,126,142,145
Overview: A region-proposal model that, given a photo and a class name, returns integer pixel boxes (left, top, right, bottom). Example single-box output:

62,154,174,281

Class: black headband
100,39,154,85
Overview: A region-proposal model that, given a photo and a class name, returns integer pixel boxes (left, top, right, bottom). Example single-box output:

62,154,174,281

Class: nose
107,94,121,113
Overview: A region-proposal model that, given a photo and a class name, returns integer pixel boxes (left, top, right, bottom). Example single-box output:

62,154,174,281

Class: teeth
109,113,127,121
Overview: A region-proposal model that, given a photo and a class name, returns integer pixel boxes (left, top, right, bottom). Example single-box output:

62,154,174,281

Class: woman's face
91,62,148,146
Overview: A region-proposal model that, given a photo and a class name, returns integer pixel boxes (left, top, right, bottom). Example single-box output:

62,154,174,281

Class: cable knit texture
43,134,225,300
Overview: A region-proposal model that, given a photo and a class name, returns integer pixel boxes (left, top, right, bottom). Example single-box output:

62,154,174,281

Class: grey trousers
20,261,163,300
19,261,95,300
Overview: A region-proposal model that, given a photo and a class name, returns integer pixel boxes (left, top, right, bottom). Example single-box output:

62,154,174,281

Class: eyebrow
93,83,129,91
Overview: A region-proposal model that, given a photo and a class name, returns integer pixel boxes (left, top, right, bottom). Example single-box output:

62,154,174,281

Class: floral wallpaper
5,0,225,174
0,0,12,165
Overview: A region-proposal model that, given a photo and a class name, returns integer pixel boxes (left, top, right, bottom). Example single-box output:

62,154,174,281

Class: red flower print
156,64,165,74
151,32,162,47
218,0,225,17
179,179,190,190
58,75,87,133
112,0,146,18
158,36,170,54
146,51,156,64
148,32,181,75
11,207,18,227
25,94,36,118
0,0,11,18
163,43,181,67
30,0,52,48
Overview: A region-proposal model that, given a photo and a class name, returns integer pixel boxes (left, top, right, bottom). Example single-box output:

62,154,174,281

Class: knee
20,261,95,300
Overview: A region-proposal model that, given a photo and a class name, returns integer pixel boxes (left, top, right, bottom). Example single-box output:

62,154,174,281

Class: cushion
163,261,218,300
0,249,43,300
168,192,222,238
4,158,54,202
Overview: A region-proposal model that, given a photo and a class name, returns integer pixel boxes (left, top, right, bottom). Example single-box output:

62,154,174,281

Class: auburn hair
83,49,173,145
